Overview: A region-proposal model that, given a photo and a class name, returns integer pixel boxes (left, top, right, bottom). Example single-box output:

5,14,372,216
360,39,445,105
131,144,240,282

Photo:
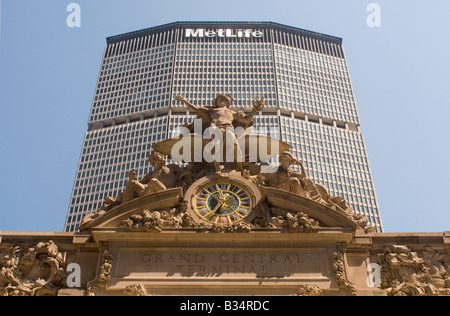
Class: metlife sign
185,29,264,39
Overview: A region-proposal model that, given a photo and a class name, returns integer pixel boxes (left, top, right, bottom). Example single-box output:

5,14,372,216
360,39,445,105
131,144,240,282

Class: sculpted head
279,152,299,170
213,94,234,108
149,152,167,169
128,169,137,180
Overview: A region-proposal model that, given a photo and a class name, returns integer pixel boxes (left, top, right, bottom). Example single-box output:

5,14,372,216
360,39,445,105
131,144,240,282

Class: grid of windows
253,114,280,138
280,116,382,230
65,22,383,232
274,44,359,125
90,43,175,127
171,42,277,110
65,117,167,232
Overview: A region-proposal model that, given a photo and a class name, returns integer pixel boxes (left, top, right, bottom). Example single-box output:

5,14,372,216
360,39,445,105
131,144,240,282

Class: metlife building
65,22,383,232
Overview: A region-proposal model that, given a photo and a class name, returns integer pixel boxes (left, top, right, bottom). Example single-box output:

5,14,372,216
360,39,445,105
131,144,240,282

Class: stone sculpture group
2,94,449,297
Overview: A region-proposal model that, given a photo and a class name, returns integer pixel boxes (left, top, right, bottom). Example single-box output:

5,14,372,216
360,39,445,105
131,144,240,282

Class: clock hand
215,199,234,215
216,184,225,200
209,194,219,205
206,205,222,221
212,200,224,214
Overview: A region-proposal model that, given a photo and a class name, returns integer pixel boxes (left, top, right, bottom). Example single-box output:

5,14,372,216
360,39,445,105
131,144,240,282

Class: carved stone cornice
444,232,450,255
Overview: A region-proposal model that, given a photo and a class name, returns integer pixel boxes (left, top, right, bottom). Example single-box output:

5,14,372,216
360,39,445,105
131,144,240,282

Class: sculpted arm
175,96,207,115
298,161,308,179
234,97,266,125
140,173,152,185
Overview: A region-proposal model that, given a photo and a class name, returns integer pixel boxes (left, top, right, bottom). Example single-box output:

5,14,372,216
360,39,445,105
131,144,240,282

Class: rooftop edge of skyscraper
106,21,343,46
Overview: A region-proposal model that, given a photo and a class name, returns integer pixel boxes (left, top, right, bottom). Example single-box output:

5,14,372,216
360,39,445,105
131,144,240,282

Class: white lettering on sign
185,29,264,39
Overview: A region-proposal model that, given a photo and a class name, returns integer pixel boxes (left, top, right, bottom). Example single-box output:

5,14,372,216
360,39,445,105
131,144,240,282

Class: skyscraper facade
64,22,383,232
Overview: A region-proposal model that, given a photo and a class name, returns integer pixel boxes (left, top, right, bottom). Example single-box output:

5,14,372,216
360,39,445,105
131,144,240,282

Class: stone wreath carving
86,250,114,296
378,245,450,296
286,212,320,233
251,201,321,232
123,283,149,296
179,213,253,233
0,241,67,296
296,284,323,297
119,200,322,234
119,201,189,233
178,206,321,234
332,252,358,296
120,210,165,233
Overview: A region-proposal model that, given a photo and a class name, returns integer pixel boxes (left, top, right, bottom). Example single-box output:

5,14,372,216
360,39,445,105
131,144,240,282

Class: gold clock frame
185,172,263,226
193,182,253,225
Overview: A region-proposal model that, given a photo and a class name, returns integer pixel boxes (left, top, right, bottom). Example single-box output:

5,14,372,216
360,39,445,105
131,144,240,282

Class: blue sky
0,0,449,233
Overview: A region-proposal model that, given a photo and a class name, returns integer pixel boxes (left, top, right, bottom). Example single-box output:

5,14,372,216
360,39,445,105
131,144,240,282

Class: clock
193,182,253,225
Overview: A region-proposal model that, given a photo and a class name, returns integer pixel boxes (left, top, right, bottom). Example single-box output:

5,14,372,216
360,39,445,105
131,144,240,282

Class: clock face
194,182,253,224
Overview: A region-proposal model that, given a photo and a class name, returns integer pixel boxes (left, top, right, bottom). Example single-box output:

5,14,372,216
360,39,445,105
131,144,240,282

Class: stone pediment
263,187,360,232
85,188,184,231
